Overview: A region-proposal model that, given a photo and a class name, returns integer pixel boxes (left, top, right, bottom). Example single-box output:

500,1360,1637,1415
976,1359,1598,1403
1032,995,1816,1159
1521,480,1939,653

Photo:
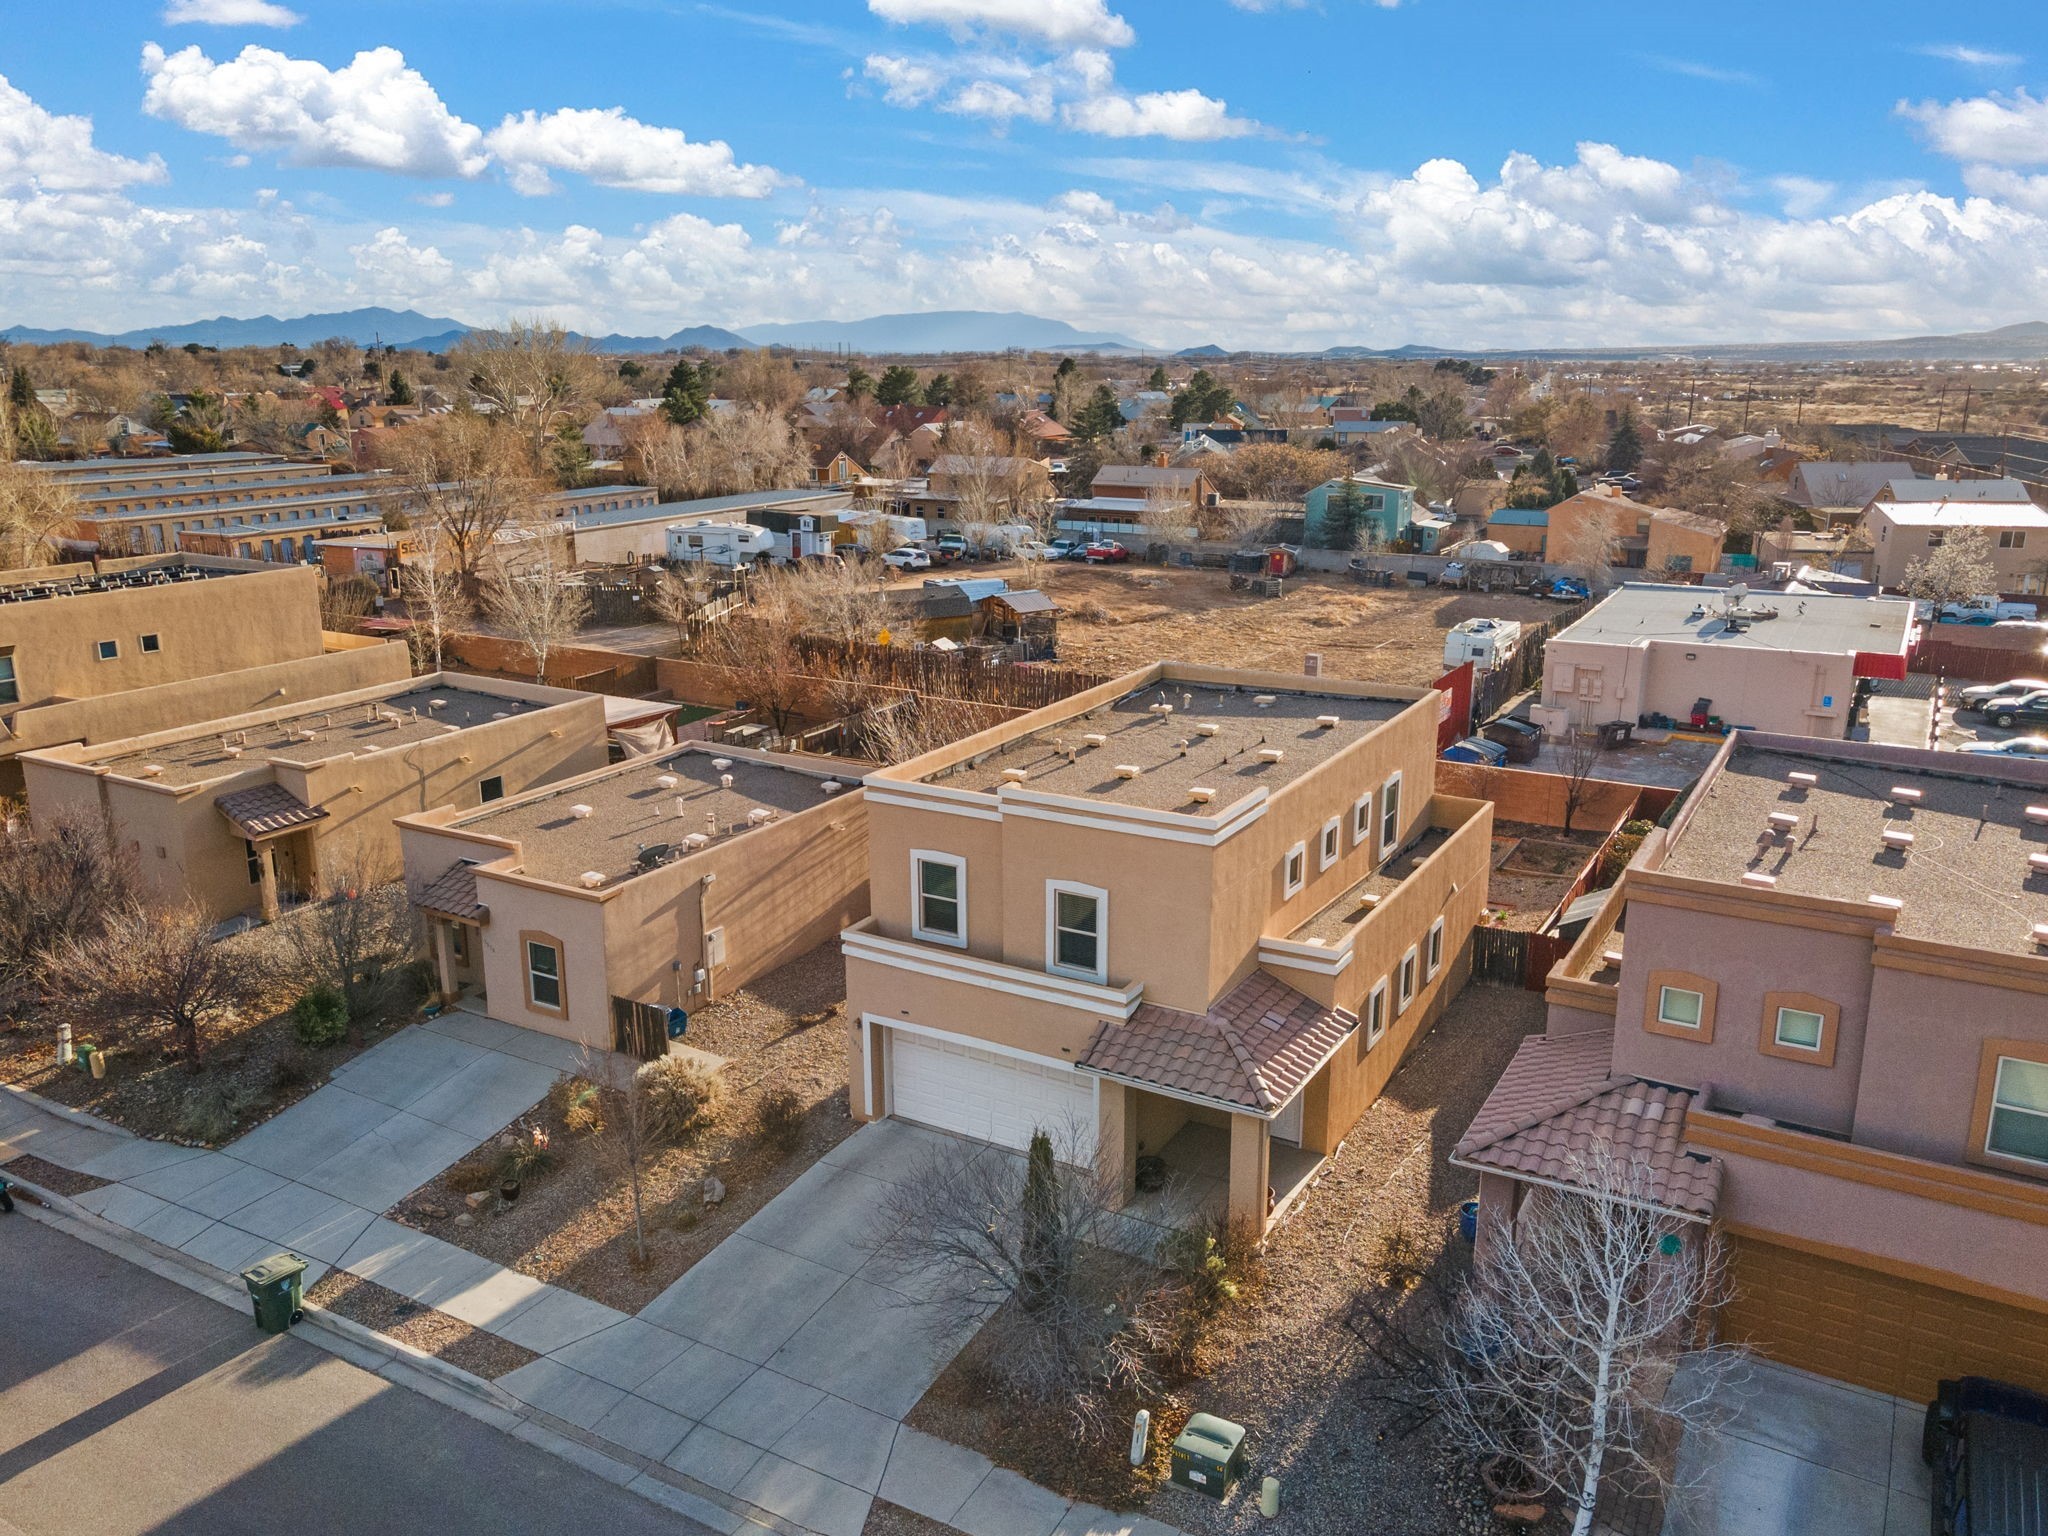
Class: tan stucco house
21,674,607,923
1459,732,2048,1403
397,745,868,1052
842,662,1494,1237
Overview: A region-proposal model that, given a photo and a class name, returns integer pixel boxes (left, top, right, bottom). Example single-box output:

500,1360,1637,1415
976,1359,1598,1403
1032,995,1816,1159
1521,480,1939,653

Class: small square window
1774,1007,1826,1051
1397,947,1419,1012
139,633,161,654
96,639,119,661
1657,986,1704,1029
1283,842,1307,896
480,775,505,802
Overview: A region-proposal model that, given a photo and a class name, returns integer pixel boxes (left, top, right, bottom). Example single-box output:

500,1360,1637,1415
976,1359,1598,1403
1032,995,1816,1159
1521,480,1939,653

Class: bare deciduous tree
456,317,602,463
53,900,261,1066
262,853,423,1022
0,458,77,567
1904,526,1998,611
480,528,590,682
1432,1146,1747,1536
674,407,814,499
1554,505,1623,590
0,811,139,1012
1557,720,1608,835
389,412,548,580
397,523,473,672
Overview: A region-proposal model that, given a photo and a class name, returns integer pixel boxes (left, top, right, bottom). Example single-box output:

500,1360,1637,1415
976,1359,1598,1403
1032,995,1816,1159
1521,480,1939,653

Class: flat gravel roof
931,683,1409,813
1661,742,2048,956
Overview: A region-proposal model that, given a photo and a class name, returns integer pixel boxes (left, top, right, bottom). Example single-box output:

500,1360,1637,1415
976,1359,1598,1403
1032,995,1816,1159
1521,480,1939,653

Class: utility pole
1934,382,1948,434
1959,383,1973,435
1741,382,1753,433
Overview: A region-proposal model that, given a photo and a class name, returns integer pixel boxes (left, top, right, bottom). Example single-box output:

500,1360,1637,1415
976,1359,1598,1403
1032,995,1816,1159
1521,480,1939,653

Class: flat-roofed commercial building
398,744,868,1050
21,674,608,923
844,663,1494,1237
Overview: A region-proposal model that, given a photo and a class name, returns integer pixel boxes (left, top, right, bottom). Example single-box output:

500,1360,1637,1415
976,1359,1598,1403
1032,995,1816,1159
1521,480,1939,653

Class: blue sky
3,0,2046,347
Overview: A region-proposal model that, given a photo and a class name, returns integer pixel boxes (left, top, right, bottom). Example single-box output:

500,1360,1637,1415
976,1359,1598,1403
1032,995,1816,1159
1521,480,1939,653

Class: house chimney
1152,448,1168,468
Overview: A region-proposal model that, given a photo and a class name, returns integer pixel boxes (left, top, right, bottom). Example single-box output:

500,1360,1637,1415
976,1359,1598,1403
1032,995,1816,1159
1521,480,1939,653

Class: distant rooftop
0,557,259,607
1552,583,1913,657
572,487,844,530
929,682,1411,813
1870,499,2048,529
1661,740,2048,957
77,472,397,508
93,685,544,787
28,452,282,476
1878,477,2033,504
455,747,845,887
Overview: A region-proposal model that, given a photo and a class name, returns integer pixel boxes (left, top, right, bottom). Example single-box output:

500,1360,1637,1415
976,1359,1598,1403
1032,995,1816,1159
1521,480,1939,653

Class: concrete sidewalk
4,1038,1191,1536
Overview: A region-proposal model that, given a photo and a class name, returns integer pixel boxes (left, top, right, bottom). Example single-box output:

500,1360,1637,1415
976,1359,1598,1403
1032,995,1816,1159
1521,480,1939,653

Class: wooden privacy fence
611,997,668,1061
788,636,1114,711
1470,927,1573,990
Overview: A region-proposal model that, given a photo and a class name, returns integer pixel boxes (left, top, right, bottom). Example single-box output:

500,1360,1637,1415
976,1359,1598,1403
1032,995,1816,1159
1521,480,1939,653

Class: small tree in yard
480,529,590,682
0,811,138,1014
1905,526,1998,611
54,901,260,1067
1558,721,1607,835
1432,1147,1747,1536
265,855,423,1025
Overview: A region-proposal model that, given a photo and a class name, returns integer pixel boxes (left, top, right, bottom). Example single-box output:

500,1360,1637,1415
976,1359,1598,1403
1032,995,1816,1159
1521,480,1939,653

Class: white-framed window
1657,986,1705,1030
1773,1006,1826,1052
1363,978,1388,1051
1988,1056,2048,1166
95,639,119,661
1046,881,1107,984
1397,946,1419,1012
1283,841,1307,897
912,850,968,948
1352,790,1372,847
525,939,563,1012
1319,815,1341,871
1379,771,1403,857
1426,916,1446,980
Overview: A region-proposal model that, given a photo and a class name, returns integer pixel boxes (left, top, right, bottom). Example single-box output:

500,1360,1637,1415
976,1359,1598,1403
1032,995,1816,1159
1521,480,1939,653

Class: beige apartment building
1866,498,2048,594
1459,732,2048,1402
30,452,305,496
1534,583,1915,739
21,674,607,923
397,745,868,1052
0,555,356,793
843,663,1493,1236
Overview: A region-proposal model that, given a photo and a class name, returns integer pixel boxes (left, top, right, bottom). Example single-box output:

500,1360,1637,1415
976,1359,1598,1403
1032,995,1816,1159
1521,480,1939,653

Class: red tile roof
1452,1030,1722,1221
1078,970,1356,1115
416,861,486,923
214,783,328,840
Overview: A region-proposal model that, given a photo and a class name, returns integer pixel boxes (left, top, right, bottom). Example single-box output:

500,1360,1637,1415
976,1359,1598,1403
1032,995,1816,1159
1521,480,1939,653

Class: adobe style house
20,674,607,924
842,663,1493,1236
0,555,365,794
1533,583,1914,740
397,744,867,1051
1458,732,2048,1403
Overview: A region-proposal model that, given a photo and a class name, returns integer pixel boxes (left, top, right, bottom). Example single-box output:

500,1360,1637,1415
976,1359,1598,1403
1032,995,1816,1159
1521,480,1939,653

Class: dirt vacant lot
967,563,1559,687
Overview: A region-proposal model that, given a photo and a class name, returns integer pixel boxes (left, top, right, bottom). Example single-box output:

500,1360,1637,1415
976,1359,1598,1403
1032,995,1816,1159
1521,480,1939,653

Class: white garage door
889,1029,1097,1158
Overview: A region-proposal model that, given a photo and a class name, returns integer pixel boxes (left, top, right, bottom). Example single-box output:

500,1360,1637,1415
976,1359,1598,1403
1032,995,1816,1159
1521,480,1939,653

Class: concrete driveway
1664,1358,1930,1536
494,1121,1038,1536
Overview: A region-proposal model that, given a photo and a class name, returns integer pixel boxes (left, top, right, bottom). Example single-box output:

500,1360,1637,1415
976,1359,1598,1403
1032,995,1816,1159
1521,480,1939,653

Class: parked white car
879,545,932,571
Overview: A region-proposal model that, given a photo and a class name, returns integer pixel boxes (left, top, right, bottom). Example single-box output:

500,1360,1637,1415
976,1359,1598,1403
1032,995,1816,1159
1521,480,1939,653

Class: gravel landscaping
907,983,1551,1536
862,1501,959,1536
0,1152,109,1197
306,1269,538,1380
390,941,856,1314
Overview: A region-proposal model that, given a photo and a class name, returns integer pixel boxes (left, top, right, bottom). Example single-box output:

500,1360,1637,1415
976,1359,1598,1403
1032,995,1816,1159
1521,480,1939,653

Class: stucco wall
1543,635,1857,738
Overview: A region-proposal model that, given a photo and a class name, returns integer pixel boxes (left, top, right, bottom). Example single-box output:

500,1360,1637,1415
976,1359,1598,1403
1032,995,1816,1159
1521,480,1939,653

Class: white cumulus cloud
485,108,789,197
868,0,1134,50
0,73,167,194
1063,88,1256,141
163,0,303,26
141,43,489,177
1898,88,2048,165
1918,43,2023,68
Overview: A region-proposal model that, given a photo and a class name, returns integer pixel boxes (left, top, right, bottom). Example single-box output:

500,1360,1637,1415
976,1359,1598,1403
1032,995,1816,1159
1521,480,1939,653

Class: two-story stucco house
842,662,1494,1237
1458,732,2048,1403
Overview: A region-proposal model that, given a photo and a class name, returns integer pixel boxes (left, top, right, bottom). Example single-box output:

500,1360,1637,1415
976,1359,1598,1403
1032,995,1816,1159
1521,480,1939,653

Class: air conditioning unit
656,774,679,790
1257,747,1285,764
1740,871,1777,889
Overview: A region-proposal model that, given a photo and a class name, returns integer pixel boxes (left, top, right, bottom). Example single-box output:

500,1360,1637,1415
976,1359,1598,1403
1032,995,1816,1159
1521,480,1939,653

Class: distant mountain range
9,309,2048,363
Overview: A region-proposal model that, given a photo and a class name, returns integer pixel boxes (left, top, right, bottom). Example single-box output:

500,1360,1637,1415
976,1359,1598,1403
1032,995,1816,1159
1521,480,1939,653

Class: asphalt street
0,1215,716,1536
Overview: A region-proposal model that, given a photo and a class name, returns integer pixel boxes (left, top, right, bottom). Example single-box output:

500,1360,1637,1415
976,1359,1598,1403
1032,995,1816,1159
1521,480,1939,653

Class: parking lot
1934,674,2048,757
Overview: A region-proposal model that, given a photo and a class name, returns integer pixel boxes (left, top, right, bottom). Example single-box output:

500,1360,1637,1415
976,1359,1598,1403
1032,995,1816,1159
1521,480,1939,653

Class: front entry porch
1114,1083,1329,1240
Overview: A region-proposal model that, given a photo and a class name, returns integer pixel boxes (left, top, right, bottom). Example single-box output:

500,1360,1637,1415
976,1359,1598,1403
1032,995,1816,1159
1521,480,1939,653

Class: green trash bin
241,1252,307,1334
1170,1412,1248,1499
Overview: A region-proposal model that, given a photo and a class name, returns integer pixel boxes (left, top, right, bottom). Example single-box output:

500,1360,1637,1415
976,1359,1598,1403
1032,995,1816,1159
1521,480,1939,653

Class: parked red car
1082,539,1131,564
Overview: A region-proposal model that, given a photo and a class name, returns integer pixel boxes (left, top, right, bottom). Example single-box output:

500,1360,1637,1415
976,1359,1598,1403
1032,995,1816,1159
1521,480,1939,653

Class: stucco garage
885,1025,1097,1159
1723,1232,2048,1404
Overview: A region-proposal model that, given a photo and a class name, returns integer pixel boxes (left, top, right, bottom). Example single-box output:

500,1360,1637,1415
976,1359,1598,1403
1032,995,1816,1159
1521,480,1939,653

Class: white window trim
1046,880,1108,985
1426,916,1446,980
1379,771,1404,858
1352,790,1373,847
1397,945,1419,1013
1365,978,1389,1048
96,639,119,661
910,849,969,949
1319,815,1342,871
1657,985,1705,1030
1283,841,1307,897
1773,1005,1825,1052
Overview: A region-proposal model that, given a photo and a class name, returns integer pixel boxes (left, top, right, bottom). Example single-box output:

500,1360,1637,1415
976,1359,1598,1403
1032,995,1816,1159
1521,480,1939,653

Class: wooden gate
1469,928,1572,990
610,996,667,1061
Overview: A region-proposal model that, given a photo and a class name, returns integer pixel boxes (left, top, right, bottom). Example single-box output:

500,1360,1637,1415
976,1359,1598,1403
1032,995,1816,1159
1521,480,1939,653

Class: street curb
0,1080,139,1140
12,1193,797,1536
